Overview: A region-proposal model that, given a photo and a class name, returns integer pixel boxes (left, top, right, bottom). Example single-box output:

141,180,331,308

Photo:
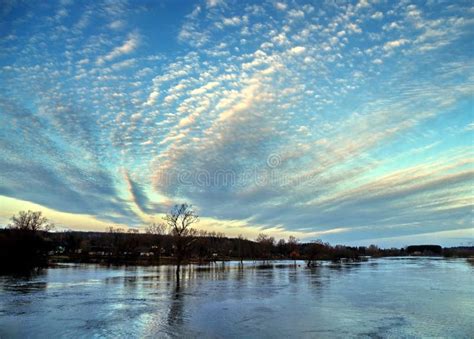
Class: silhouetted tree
1,211,54,272
125,229,140,254
163,204,199,284
63,231,82,254
107,226,127,256
366,244,381,257
256,233,275,260
145,222,169,258
237,234,246,264
8,210,54,231
406,245,442,255
306,240,324,267
288,236,300,265
145,222,168,235
277,238,286,257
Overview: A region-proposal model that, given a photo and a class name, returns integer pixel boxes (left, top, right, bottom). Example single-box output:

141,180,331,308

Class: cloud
178,6,209,47
288,9,304,18
464,122,474,131
144,90,159,106
207,0,223,8
383,39,409,51
0,146,139,224
371,11,384,20
190,81,220,95
346,23,362,34
108,20,125,30
274,2,287,11
222,16,241,26
123,171,165,215
289,46,306,55
97,32,139,65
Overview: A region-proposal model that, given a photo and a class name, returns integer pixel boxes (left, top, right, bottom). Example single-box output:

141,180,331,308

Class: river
0,257,473,338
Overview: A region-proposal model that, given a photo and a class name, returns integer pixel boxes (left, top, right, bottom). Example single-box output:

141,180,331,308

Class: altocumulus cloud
0,0,473,245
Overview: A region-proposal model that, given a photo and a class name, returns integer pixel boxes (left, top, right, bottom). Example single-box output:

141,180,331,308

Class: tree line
1,206,473,275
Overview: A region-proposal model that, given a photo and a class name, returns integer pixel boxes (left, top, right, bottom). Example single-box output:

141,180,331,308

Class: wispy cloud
0,0,472,245
97,32,139,65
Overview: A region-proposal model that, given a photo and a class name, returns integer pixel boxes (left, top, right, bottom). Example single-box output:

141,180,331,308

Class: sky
0,0,473,247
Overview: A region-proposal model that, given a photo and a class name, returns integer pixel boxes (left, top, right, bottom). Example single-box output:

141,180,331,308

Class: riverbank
2,228,473,273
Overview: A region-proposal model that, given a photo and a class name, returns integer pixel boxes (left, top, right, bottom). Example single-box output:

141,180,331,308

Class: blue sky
0,0,473,246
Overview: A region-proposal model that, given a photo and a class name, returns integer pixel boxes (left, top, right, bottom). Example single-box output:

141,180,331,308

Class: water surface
1,257,473,338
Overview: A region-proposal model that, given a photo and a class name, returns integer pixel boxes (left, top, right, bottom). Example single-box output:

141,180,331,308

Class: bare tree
4,211,54,269
277,238,286,256
288,236,300,266
107,226,125,233
256,233,275,261
145,222,169,235
307,239,324,267
163,204,199,284
8,210,54,232
237,234,245,264
145,222,169,258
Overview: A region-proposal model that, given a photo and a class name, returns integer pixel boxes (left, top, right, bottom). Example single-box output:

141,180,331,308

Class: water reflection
0,269,48,295
167,285,184,328
0,258,473,338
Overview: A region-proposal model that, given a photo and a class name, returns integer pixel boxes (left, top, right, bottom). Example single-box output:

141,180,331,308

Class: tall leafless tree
9,210,54,232
163,203,199,284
